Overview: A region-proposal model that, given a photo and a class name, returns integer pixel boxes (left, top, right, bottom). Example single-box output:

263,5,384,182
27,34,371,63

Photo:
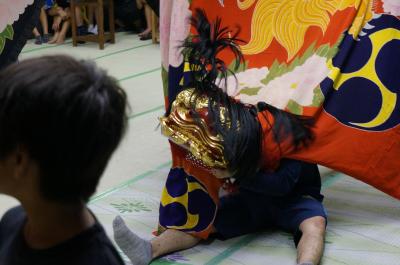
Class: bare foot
55,35,66,45
48,32,59,44
138,28,151,37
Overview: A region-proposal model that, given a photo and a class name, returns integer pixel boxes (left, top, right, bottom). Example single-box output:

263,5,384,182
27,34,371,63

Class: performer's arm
240,159,303,196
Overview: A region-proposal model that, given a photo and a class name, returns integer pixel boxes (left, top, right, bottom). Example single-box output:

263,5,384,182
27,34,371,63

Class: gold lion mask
159,89,228,169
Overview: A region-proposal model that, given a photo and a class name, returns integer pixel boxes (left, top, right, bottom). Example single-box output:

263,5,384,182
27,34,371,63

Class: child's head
0,55,127,203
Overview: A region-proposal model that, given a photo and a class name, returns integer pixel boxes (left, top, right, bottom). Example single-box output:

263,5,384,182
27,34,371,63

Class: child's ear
13,145,34,181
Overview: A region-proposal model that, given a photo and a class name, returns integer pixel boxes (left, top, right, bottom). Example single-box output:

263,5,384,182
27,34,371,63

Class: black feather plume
182,8,244,92
181,9,314,181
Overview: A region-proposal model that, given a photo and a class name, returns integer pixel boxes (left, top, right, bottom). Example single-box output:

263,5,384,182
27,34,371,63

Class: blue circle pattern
321,15,400,131
159,168,217,233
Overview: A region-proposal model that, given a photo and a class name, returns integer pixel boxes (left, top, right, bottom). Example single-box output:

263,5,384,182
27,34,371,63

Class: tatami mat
89,170,400,265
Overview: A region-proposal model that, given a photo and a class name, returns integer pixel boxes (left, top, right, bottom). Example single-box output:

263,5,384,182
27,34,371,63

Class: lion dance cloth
160,0,400,238
0,0,43,70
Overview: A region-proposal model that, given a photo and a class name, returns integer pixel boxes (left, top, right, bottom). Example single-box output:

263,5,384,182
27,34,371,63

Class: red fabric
258,110,400,199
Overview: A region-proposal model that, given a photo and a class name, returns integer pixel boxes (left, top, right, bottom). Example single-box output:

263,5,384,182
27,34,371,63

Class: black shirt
0,206,125,265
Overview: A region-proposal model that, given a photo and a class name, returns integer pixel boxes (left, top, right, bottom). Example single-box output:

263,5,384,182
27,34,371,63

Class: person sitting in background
32,3,52,45
0,55,127,265
48,0,71,44
88,6,99,35
136,0,159,40
46,0,88,44
144,0,159,42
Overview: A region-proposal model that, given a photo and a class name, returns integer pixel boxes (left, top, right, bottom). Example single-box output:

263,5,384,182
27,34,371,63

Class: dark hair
182,9,314,181
0,55,128,203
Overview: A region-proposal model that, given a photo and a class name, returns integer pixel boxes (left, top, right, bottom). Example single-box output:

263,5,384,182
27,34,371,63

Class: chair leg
97,0,105,50
70,0,78,47
151,11,156,44
71,0,114,49
108,0,115,44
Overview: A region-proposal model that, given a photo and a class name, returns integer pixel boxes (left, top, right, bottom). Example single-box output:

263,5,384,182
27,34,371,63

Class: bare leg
48,15,62,44
151,229,200,259
143,4,152,34
137,0,151,36
58,8,68,20
56,20,70,44
47,8,62,44
297,216,326,265
52,15,62,32
48,31,59,44
33,27,42,44
40,7,49,35
33,27,40,37
75,6,84,27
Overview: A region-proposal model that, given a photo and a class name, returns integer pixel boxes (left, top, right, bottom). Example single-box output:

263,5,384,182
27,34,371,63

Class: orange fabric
189,0,357,72
258,110,400,199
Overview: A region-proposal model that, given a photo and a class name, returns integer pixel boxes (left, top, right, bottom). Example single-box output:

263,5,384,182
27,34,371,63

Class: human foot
113,216,152,265
48,33,59,44
55,39,65,45
138,28,151,37
42,34,50,43
34,35,42,45
140,32,152,41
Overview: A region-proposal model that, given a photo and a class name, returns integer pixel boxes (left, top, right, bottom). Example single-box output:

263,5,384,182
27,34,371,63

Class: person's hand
211,169,232,179
52,16,62,31
52,22,58,31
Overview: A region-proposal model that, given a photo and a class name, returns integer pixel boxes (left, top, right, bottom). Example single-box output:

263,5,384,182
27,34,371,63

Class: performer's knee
299,216,326,236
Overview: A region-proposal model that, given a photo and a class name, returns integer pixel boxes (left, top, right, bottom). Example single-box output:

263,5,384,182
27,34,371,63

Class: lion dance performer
113,1,400,264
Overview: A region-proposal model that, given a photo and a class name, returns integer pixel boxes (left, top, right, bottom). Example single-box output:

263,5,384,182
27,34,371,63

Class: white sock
92,25,98,35
88,24,98,34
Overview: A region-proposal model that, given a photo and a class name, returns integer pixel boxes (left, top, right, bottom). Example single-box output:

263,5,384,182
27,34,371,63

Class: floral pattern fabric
162,0,400,238
0,0,42,69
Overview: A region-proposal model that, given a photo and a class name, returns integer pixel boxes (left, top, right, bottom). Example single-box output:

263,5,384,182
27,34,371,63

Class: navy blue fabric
214,194,327,242
213,160,327,243
239,159,323,201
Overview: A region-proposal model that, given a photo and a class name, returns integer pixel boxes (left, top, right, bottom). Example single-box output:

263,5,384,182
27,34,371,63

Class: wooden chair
70,0,115,50
151,10,159,44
